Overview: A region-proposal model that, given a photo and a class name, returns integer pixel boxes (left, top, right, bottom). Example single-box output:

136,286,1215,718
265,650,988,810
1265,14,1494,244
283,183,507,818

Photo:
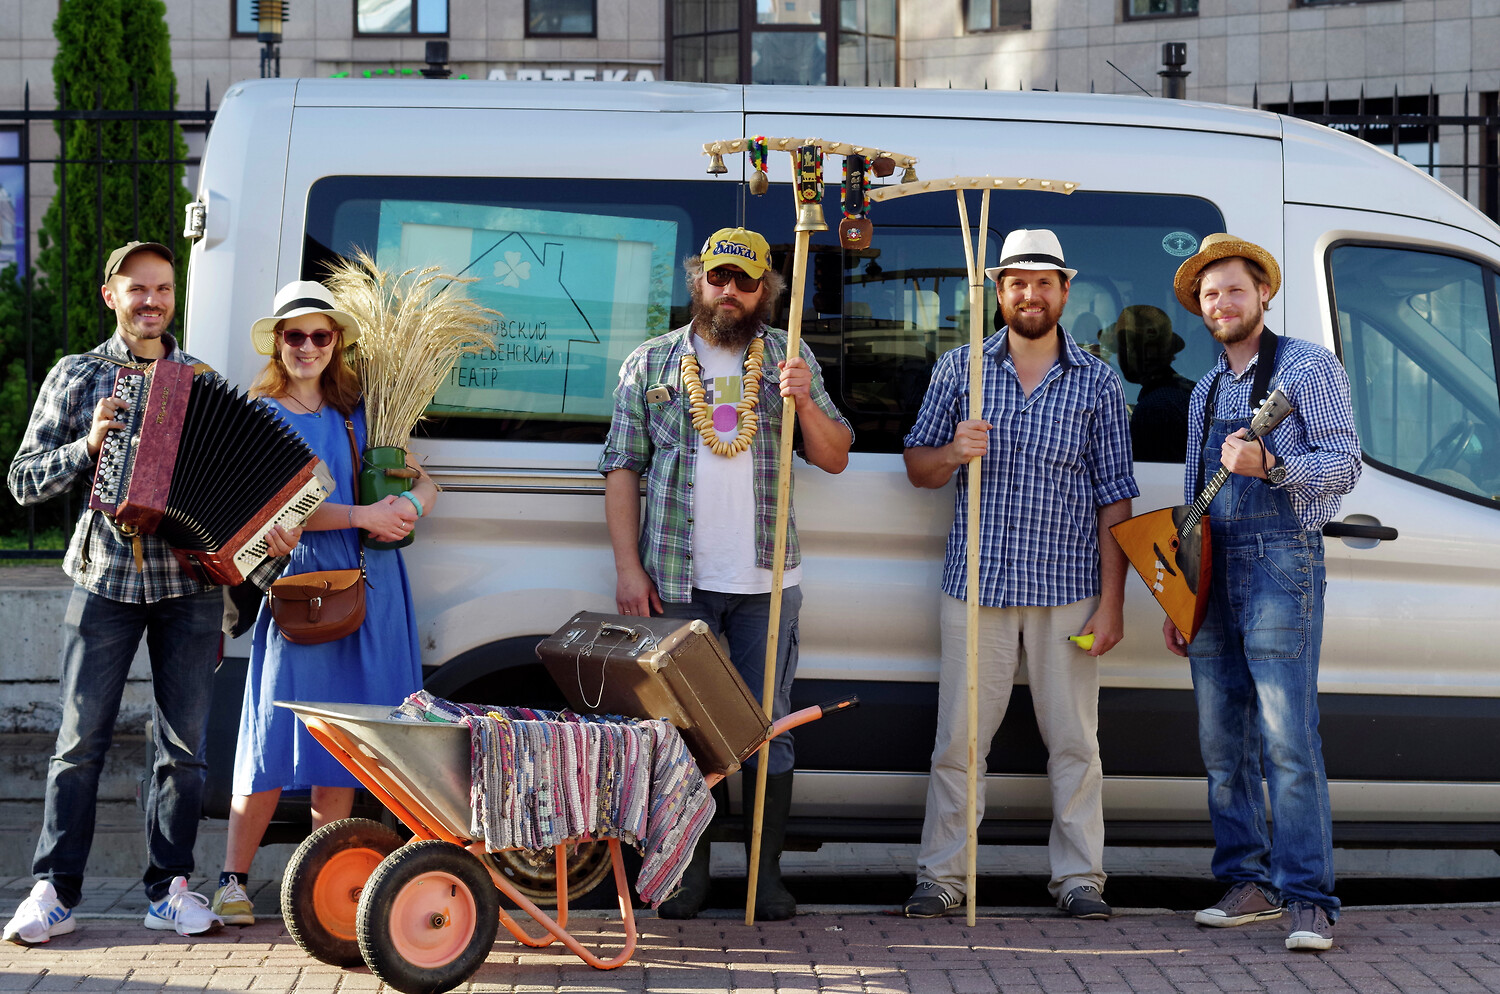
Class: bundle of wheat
324,249,498,449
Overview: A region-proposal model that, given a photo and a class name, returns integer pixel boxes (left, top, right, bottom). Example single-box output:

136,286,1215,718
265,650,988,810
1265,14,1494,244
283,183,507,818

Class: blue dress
232,401,423,793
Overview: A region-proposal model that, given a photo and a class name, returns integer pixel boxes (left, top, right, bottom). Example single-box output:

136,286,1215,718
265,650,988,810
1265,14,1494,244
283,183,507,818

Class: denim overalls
1186,399,1339,917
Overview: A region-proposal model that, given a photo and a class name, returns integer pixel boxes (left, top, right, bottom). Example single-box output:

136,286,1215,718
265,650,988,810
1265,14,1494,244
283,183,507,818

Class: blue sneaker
4,880,75,945
144,877,222,937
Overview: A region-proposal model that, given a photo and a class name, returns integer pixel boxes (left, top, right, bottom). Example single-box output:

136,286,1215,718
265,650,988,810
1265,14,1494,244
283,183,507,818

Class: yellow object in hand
1068,633,1095,651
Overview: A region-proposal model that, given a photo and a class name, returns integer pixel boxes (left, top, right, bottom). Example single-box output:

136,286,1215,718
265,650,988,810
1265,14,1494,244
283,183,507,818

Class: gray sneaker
1195,882,1283,927
1285,901,1334,951
1060,884,1111,920
901,882,960,918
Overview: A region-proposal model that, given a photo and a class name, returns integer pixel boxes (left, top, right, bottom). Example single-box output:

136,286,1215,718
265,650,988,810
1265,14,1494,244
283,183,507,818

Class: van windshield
304,177,1223,455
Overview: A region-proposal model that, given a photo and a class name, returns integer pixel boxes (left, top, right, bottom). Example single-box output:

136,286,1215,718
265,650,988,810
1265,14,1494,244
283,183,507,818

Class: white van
186,79,1500,881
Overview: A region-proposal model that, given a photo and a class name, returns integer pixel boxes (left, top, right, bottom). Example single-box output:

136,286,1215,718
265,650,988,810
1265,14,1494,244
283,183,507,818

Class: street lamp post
254,0,288,79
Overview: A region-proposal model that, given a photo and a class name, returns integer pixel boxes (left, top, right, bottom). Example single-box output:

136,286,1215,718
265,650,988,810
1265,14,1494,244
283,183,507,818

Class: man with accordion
4,241,294,944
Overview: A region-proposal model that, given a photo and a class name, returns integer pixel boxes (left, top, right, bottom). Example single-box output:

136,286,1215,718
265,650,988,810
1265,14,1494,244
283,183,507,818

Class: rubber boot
656,833,712,919
743,769,797,921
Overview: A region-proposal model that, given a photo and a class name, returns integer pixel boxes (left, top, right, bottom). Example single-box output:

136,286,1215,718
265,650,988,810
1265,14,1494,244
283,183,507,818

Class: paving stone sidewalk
2,896,1496,993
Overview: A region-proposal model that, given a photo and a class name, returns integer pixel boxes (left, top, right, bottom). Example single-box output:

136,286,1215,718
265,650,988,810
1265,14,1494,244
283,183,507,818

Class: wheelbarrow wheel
356,840,500,994
281,817,404,966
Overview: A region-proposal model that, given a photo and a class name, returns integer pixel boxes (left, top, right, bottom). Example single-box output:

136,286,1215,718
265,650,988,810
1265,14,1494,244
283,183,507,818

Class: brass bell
795,201,828,233
901,164,919,184
707,152,728,175
748,170,769,196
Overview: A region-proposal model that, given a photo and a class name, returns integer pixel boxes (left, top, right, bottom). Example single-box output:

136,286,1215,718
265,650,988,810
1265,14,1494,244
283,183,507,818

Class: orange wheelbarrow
277,696,855,994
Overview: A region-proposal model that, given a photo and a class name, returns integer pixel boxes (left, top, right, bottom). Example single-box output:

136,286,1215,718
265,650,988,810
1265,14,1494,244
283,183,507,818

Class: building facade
1,0,1498,270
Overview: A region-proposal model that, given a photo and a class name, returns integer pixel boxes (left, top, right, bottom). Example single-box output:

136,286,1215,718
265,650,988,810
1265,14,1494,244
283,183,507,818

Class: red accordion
89,360,332,585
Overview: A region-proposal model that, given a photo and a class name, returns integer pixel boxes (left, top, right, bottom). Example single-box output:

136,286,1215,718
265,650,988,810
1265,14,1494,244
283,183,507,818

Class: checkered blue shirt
7,332,222,603
1184,332,1362,532
905,328,1139,608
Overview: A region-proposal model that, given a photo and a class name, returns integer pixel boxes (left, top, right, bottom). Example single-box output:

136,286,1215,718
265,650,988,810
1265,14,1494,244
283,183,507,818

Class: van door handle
1322,520,1398,541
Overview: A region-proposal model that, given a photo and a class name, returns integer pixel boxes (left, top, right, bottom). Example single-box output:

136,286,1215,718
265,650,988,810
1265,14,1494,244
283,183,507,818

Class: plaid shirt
1184,332,1362,532
7,331,224,603
905,328,1139,608
598,324,851,605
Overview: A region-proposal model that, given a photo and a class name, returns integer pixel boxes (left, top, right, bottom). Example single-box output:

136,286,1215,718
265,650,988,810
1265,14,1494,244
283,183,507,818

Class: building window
355,0,448,35
964,0,1029,33
1124,0,1197,18
232,0,255,36
0,129,24,272
672,0,742,83
527,0,596,36
840,0,896,85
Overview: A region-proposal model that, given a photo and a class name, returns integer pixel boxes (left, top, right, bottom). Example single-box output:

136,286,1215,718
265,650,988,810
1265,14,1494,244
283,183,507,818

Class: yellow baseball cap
700,227,771,280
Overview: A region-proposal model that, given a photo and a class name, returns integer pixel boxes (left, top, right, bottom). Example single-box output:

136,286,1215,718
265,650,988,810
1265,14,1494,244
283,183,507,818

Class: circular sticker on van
1162,232,1199,257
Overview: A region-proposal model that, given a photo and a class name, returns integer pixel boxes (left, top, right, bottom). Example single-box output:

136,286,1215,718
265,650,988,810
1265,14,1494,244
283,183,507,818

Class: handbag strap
344,415,367,574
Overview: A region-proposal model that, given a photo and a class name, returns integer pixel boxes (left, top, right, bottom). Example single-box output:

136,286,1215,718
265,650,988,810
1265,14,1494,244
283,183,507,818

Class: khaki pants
915,594,1105,904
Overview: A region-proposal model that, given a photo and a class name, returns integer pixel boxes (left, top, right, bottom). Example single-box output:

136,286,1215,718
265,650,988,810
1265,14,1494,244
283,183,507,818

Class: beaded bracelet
399,490,424,517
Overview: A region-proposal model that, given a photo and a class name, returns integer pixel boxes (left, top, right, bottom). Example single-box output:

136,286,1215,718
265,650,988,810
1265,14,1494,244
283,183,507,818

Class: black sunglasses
704,268,763,292
280,328,336,348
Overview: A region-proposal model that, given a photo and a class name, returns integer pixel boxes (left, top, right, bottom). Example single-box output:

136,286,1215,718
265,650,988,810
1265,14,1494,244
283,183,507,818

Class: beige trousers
915,594,1106,904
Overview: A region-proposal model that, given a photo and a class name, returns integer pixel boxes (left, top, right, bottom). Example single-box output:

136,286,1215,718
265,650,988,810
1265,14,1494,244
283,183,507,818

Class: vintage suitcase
536,610,772,776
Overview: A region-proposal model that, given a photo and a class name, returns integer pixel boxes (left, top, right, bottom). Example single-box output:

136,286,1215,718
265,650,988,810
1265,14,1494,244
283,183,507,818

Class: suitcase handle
598,622,640,641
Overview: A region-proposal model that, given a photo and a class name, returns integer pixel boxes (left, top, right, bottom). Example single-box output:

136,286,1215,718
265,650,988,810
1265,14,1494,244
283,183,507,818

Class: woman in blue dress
212,280,435,926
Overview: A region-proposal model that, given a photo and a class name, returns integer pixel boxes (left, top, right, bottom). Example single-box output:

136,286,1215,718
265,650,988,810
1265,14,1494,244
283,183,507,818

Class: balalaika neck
1179,414,1277,538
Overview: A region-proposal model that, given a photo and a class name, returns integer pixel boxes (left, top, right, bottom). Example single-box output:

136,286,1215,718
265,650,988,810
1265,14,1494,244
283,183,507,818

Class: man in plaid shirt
599,227,852,921
5,242,294,944
901,229,1137,922
1164,234,1360,953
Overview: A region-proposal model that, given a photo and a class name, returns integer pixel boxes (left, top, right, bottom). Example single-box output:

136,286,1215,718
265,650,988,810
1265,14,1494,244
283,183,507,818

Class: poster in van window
374,202,677,419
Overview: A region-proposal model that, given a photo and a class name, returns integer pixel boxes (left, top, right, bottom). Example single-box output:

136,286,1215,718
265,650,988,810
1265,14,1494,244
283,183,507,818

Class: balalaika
1109,388,1294,641
89,359,333,585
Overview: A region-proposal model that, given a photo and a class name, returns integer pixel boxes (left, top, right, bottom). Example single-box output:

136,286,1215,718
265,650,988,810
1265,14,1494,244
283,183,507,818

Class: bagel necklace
681,336,765,457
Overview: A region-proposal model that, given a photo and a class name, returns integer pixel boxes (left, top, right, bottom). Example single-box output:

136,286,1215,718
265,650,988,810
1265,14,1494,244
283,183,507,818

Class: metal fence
0,83,214,559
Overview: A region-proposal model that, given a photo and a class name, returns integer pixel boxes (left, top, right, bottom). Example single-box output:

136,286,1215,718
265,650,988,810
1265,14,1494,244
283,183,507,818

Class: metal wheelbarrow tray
279,693,854,994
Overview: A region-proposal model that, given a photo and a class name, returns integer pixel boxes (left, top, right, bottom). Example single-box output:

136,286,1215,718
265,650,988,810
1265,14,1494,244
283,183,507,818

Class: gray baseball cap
103,241,175,281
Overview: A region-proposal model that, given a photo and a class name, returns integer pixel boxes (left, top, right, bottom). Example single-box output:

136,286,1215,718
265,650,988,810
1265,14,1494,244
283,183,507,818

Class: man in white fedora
900,228,1137,919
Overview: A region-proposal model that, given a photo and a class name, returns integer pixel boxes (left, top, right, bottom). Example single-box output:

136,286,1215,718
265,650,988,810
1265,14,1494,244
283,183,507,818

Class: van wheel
357,840,500,994
483,840,626,909
281,817,404,966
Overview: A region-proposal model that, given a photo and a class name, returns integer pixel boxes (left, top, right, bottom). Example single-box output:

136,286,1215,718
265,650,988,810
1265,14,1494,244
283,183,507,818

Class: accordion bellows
90,360,333,585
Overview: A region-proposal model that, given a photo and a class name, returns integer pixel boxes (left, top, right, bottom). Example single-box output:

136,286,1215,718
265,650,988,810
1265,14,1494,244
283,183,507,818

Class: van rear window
304,177,1222,455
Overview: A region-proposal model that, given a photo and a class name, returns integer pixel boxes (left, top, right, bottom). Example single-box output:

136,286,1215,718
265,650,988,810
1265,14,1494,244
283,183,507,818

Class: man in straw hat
599,226,852,920
1165,233,1360,951
4,242,298,945
900,229,1137,920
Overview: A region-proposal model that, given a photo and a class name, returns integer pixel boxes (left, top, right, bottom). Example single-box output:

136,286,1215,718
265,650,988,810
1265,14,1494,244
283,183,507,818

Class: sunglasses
704,268,763,292
279,328,336,348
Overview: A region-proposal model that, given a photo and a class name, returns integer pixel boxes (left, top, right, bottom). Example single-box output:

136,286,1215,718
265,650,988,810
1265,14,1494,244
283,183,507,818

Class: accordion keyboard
89,369,147,513
232,472,334,577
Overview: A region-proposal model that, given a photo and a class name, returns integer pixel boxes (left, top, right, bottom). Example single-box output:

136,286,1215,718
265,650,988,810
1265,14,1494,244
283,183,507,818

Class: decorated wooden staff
701,135,917,925
868,174,1079,927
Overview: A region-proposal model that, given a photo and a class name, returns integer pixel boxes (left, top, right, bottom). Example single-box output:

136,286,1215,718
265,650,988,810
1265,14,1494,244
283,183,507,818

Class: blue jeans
659,585,802,775
35,585,222,907
1188,413,1338,918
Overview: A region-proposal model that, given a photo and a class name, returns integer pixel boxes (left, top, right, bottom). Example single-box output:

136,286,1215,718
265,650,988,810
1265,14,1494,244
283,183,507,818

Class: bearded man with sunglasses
5,243,298,944
600,227,853,921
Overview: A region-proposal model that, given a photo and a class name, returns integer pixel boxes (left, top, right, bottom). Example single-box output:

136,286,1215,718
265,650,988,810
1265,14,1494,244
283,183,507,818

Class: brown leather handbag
268,416,368,645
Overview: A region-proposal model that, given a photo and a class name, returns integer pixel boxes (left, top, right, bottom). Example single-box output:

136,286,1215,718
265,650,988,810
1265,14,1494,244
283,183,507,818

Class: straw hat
984,228,1078,283
251,280,362,355
1173,233,1282,315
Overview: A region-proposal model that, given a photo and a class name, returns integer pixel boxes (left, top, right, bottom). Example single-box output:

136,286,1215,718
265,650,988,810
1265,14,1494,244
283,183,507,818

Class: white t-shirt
689,334,801,594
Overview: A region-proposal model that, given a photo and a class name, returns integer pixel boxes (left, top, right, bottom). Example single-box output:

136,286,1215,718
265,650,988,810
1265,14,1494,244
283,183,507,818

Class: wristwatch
1266,457,1288,487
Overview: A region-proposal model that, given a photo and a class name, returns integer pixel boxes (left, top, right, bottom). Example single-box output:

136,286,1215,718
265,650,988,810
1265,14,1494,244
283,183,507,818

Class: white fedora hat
984,228,1078,283
251,280,362,355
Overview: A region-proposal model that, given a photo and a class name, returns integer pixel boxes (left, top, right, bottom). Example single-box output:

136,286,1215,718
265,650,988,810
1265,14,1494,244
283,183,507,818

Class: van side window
746,189,1225,453
304,178,1222,455
1329,243,1500,506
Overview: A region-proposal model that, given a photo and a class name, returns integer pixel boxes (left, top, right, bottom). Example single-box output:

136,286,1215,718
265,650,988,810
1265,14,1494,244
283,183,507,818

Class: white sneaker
3,880,75,945
144,877,223,936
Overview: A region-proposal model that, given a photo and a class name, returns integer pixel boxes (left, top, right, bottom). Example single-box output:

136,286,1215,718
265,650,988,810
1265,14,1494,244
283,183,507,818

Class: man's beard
1206,298,1264,345
691,293,763,351
999,297,1062,341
